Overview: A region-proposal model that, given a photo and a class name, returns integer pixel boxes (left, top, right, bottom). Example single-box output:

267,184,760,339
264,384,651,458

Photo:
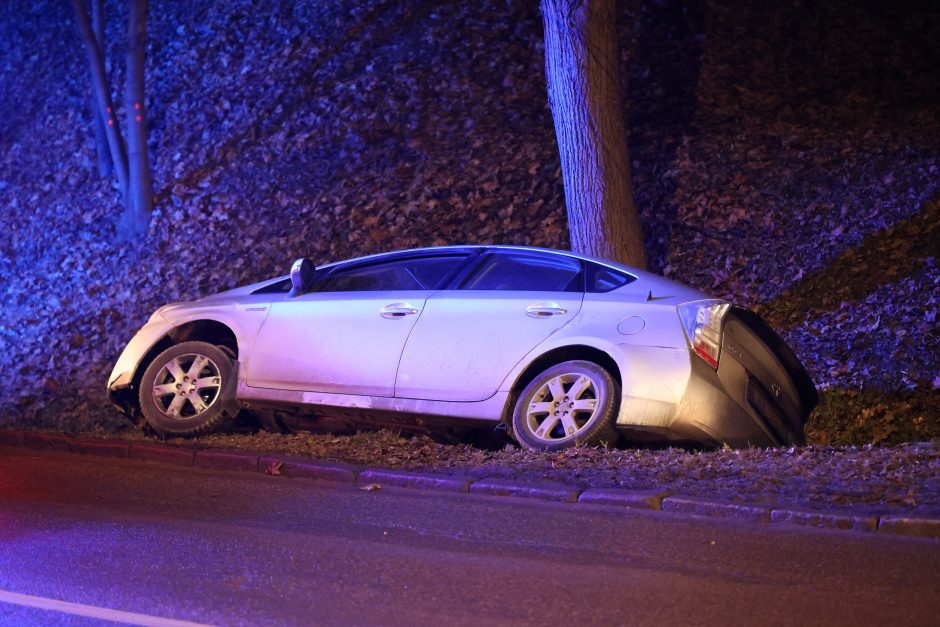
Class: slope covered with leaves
0,0,937,444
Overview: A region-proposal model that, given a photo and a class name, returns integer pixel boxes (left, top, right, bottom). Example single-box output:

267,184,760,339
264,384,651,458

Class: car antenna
646,291,671,302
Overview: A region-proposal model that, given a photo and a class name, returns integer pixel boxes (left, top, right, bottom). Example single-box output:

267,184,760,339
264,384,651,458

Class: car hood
151,277,286,320
198,277,284,301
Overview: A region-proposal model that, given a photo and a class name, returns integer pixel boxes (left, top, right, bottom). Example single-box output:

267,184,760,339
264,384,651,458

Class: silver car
108,245,817,450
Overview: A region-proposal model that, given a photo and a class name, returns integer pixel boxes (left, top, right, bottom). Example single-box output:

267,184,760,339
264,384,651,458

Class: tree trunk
541,0,647,269
72,0,128,193
89,0,112,177
122,0,153,237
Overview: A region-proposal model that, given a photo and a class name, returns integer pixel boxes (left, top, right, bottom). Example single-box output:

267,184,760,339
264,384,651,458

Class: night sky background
0,0,937,442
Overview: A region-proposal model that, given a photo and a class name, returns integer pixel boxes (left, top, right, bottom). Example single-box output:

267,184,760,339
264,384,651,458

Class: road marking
0,589,213,627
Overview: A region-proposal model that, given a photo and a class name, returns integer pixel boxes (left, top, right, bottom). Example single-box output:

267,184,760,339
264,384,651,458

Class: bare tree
123,0,153,235
89,0,111,177
541,0,647,269
73,0,152,238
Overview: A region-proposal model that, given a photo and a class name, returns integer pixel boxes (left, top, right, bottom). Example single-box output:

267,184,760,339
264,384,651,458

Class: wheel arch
125,319,241,418
500,344,622,423
164,319,239,357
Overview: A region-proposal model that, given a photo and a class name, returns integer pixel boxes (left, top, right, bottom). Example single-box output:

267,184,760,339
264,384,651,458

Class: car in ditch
107,245,818,450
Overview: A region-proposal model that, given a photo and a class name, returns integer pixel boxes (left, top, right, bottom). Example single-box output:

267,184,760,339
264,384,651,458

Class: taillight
677,300,730,369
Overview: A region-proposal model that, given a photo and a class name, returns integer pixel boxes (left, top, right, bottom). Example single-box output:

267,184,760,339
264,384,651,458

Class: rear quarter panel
497,292,694,428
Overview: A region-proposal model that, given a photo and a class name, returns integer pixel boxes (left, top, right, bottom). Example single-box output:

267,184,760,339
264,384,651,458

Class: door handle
526,302,568,318
380,303,419,319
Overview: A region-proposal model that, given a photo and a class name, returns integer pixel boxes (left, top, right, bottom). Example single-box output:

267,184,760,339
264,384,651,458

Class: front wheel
510,360,620,451
139,341,235,436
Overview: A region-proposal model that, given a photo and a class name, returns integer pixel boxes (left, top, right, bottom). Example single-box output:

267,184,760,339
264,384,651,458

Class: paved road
0,447,938,626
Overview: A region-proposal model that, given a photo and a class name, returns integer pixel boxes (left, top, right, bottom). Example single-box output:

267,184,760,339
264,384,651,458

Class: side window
460,253,582,292
405,256,469,290
586,263,636,293
314,255,468,292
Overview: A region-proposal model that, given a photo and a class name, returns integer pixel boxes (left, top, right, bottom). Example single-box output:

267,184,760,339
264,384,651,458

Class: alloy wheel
524,372,601,443
150,353,223,419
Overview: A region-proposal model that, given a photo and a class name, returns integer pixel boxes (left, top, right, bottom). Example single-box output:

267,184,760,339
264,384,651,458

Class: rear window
586,263,635,293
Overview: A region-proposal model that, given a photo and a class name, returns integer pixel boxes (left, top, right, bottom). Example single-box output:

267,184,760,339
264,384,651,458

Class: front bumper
106,318,176,421
107,370,134,412
108,320,172,388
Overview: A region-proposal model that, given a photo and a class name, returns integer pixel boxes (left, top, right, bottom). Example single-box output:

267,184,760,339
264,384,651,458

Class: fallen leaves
265,460,283,476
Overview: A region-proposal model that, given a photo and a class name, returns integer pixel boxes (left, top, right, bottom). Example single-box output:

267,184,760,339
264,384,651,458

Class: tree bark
122,0,153,236
541,0,647,269
89,0,112,177
72,0,128,193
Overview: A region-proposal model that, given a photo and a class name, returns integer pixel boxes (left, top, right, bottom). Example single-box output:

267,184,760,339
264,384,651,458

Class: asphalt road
0,448,938,626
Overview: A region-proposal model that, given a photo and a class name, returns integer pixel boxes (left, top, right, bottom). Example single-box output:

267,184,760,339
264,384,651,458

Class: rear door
244,253,471,396
395,251,584,401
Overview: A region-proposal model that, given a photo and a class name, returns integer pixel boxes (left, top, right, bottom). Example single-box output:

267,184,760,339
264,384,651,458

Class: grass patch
807,387,939,446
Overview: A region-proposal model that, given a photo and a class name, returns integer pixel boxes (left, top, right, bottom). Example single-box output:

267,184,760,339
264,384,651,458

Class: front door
245,291,430,396
243,252,472,396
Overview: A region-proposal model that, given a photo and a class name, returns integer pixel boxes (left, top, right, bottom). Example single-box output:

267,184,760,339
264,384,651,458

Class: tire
510,360,620,451
139,341,235,436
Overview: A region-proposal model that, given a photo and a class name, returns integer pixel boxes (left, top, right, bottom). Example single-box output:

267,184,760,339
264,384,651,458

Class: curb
70,438,130,459
469,477,581,503
578,488,667,510
262,456,358,484
358,468,472,493
130,444,196,466
0,430,24,447
2,430,939,540
662,496,771,522
770,508,878,532
23,431,71,452
877,516,940,539
194,449,260,473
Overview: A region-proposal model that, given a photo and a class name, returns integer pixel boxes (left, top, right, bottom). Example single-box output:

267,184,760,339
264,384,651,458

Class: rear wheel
510,360,620,451
139,341,235,436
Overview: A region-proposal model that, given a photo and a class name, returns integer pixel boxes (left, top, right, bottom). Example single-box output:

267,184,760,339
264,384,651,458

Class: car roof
317,244,641,277
219,244,707,302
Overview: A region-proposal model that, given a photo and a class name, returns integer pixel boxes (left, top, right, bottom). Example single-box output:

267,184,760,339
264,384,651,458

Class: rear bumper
615,307,816,448
666,307,816,447
668,355,802,447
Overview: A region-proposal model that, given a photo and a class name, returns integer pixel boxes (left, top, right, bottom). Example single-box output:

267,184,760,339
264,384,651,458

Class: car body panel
395,290,584,401
494,329,692,428
108,318,175,389
107,293,273,390
487,288,699,429
236,379,512,425
244,290,433,396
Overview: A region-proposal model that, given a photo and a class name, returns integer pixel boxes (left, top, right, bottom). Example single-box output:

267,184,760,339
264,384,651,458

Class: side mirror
288,258,316,298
